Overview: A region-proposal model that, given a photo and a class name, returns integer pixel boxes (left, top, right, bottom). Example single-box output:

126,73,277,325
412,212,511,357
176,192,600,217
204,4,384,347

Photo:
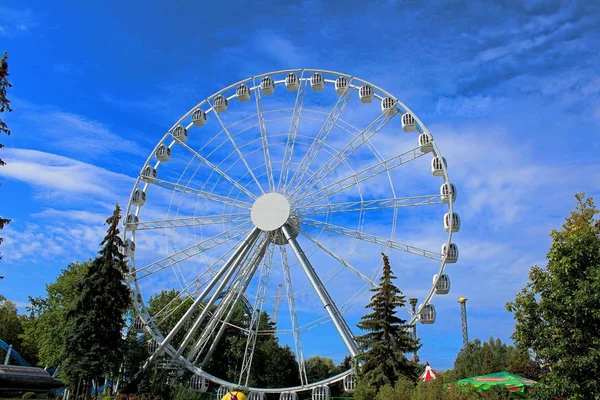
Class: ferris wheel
123,69,459,397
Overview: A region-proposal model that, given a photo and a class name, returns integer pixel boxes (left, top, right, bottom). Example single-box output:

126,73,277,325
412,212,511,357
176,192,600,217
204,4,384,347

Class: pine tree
63,205,131,398
0,52,13,262
355,253,420,393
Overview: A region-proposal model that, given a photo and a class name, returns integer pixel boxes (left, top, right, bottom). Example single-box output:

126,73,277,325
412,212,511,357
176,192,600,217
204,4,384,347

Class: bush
173,385,202,400
23,392,36,399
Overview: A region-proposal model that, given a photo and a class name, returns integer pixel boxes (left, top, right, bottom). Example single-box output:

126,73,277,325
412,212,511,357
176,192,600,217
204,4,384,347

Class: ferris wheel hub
251,192,291,232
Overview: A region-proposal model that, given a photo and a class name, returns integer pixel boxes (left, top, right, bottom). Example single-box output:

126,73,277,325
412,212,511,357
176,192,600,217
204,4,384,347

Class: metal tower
459,297,469,347
272,284,283,324
408,298,419,362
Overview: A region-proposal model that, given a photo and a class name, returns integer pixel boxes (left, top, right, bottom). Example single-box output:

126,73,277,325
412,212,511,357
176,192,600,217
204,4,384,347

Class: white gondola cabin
132,189,146,206
402,113,417,132
312,386,330,400
442,242,459,263
418,133,432,153
285,73,300,91
236,84,251,102
248,392,266,400
431,156,447,176
444,212,461,233
190,375,208,393
280,392,298,400
419,304,436,324
440,183,456,203
192,109,207,126
343,374,356,392
261,77,275,95
217,386,234,400
147,339,159,355
124,239,135,257
213,95,228,112
125,214,139,230
133,316,144,332
172,125,188,143
381,97,397,116
142,166,157,183
433,273,450,295
359,85,373,103
156,145,171,162
335,77,349,95
311,73,324,91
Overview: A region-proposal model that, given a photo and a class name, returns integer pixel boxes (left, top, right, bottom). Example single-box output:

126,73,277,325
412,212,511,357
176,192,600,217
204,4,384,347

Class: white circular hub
251,193,291,232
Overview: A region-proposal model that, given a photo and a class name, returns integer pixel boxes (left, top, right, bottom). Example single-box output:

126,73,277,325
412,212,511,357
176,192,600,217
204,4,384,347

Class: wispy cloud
0,7,39,37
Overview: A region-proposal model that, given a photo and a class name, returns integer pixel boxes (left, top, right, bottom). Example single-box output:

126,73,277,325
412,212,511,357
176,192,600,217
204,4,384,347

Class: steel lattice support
281,246,308,386
459,297,469,348
238,240,276,386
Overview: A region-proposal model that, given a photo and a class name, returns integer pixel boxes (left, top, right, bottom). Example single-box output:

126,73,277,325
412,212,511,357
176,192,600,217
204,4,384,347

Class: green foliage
0,294,22,348
506,193,600,399
20,261,89,367
355,253,420,392
452,337,515,380
172,385,202,400
63,205,131,387
0,51,13,260
22,392,36,399
306,356,337,382
357,375,483,400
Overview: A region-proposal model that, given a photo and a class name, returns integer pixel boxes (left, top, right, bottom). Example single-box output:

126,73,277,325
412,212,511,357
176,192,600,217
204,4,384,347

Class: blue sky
1,0,600,374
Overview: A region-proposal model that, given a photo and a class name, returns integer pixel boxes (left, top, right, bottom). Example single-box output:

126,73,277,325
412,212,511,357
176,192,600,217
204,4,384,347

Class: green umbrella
453,372,537,398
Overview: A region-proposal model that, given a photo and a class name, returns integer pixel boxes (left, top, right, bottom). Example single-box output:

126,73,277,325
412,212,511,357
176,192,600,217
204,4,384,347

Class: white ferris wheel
123,69,459,398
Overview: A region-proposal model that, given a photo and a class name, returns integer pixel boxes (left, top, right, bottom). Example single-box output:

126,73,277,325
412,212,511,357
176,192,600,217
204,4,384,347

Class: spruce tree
64,205,131,398
1,52,13,262
355,253,420,393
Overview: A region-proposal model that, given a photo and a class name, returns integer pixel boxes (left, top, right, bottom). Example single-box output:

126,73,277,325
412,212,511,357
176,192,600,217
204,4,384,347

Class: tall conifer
355,253,420,392
64,205,131,397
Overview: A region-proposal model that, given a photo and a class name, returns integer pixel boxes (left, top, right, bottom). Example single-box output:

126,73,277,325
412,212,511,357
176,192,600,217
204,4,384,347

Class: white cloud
0,148,133,200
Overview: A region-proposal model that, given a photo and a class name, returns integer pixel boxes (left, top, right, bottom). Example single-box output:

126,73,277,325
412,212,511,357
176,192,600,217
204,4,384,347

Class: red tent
419,362,440,381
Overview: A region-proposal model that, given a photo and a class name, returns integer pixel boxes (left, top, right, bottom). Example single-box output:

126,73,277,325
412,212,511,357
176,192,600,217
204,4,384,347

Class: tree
0,294,22,349
0,52,12,261
20,261,90,367
63,205,131,398
355,253,420,394
452,337,515,380
306,356,337,383
506,193,600,399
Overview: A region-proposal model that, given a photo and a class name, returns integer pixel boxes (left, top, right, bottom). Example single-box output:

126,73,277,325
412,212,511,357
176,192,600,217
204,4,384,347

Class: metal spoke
133,223,251,279
294,146,426,207
239,238,276,386
177,140,257,200
134,213,250,230
284,80,355,194
301,230,377,288
289,110,397,199
297,194,443,216
153,178,252,210
277,72,307,192
282,225,359,357
143,227,261,369
280,246,308,386
253,78,276,192
209,98,265,195
303,218,442,261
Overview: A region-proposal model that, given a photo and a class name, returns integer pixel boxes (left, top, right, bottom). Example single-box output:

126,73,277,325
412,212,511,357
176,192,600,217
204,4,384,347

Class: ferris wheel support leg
144,227,261,369
282,225,360,357
175,230,262,359
188,238,269,363
198,241,270,367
